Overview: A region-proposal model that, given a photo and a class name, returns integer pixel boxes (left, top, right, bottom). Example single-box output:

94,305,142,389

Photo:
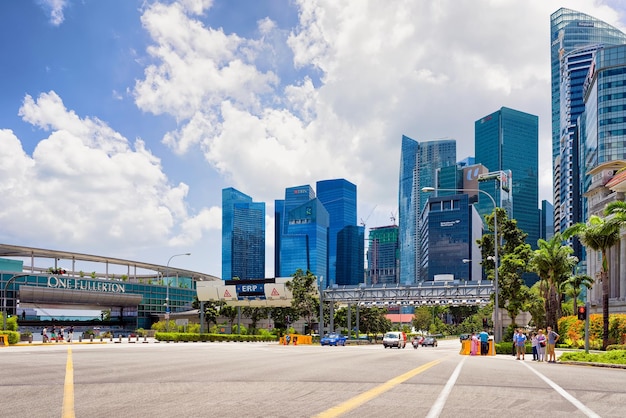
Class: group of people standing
469,330,491,355
41,325,74,343
514,327,559,363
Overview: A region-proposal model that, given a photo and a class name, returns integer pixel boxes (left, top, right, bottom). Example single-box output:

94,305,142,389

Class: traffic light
577,306,587,321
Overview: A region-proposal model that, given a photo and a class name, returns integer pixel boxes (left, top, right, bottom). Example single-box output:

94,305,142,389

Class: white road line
522,361,601,418
425,356,466,418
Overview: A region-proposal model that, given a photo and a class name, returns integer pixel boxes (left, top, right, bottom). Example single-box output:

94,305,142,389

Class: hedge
0,331,20,345
155,332,278,343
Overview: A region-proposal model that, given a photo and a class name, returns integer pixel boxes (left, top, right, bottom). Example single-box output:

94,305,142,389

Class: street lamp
318,276,324,336
3,273,29,331
422,186,501,343
165,253,191,332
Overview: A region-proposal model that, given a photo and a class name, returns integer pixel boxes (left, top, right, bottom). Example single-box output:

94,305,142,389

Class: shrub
0,331,20,344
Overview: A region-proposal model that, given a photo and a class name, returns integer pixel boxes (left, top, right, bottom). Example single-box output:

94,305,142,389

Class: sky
1,0,626,278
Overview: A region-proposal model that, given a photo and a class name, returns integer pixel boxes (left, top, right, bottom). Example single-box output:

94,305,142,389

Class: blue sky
1,0,626,277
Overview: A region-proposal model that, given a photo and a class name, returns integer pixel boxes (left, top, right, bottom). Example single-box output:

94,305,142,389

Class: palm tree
565,215,620,349
528,233,578,330
561,274,594,314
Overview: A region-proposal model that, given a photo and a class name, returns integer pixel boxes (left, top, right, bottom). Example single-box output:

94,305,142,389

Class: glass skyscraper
398,135,456,284
475,107,539,249
275,185,329,282
367,225,399,285
550,8,626,236
316,179,360,287
221,188,265,280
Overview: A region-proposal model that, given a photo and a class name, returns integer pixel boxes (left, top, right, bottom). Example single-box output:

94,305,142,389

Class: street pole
3,274,29,331
318,276,324,336
422,186,500,343
165,253,191,332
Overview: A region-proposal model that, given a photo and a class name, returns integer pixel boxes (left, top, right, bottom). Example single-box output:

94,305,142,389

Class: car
422,336,438,347
382,331,406,349
320,333,347,346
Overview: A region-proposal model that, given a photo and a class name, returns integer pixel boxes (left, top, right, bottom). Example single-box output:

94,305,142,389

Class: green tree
565,212,621,349
529,233,578,331
242,307,268,334
561,273,594,314
358,306,391,336
192,298,223,329
220,305,239,330
527,281,546,330
285,269,318,331
477,208,532,326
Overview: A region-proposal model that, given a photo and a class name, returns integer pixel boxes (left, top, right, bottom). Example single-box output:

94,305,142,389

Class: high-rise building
367,225,399,285
316,179,359,287
222,188,265,280
419,193,482,282
398,136,456,284
475,107,539,248
540,200,554,241
275,185,329,282
550,8,626,237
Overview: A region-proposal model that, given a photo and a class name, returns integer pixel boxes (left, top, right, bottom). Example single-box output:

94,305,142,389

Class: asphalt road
0,339,624,418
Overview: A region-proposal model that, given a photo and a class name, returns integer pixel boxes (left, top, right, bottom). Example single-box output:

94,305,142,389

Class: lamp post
422,186,500,343
318,276,324,336
3,273,29,331
165,253,191,332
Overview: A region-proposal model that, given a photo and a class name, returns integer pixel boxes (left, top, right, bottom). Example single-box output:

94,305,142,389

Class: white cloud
0,91,217,259
38,0,68,26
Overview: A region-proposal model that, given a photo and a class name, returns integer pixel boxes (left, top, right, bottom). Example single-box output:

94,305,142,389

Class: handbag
540,341,546,347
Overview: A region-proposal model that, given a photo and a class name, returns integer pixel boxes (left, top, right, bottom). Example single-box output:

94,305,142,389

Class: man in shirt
479,329,489,355
546,326,559,363
515,329,527,360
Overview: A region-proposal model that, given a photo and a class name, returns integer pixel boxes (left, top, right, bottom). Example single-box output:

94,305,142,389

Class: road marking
62,347,75,418
425,356,466,418
313,359,441,418
522,361,601,418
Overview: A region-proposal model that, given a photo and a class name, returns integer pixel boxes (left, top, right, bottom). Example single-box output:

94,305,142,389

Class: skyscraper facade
550,8,626,236
275,185,329,282
316,179,359,287
367,225,399,285
475,107,539,248
398,136,456,284
222,188,265,281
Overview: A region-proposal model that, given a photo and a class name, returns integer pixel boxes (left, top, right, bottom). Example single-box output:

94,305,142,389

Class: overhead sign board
196,278,294,307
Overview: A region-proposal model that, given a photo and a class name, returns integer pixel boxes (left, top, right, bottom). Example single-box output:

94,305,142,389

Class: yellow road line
62,347,75,418
314,359,441,418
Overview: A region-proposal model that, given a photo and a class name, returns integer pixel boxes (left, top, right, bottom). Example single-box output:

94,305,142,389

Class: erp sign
236,283,265,298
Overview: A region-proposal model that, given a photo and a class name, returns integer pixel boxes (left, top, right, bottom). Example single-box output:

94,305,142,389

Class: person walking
67,326,74,343
470,332,479,356
531,332,538,361
42,327,48,343
479,329,489,355
536,329,547,362
515,329,527,360
546,326,560,363
511,329,519,356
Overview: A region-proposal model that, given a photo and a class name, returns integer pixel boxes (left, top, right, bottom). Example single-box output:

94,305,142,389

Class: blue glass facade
276,185,329,281
316,179,358,287
419,194,478,281
222,188,265,280
550,8,626,236
475,108,539,248
398,136,456,284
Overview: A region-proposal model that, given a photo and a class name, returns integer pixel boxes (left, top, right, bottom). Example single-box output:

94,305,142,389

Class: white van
382,331,406,349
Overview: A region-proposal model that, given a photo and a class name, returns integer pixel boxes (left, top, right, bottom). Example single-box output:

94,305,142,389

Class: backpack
41,330,43,335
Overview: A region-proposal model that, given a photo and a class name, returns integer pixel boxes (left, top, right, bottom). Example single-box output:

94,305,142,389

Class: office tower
275,185,329,282
222,188,265,280
316,179,359,287
398,135,456,284
540,200,554,241
475,107,539,248
367,225,399,285
336,225,365,286
550,8,626,236
419,193,482,282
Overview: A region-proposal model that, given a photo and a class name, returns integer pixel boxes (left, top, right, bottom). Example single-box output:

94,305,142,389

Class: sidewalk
12,336,160,346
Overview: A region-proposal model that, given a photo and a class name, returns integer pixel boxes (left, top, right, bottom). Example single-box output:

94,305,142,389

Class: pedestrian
51,327,57,342
60,327,65,341
537,329,547,362
470,332,479,356
531,332,538,361
479,329,489,355
546,326,560,363
285,334,290,345
511,329,519,356
514,329,527,360
42,327,48,343
68,326,74,343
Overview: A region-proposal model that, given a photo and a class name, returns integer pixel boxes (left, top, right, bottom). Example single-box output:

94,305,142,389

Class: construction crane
390,210,397,226
360,205,377,228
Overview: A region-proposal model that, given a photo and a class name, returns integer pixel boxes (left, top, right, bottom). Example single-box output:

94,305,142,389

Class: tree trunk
602,270,610,349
